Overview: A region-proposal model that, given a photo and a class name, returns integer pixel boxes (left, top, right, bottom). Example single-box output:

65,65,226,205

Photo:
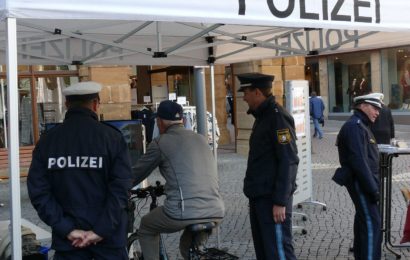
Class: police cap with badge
353,92,384,109
62,81,102,102
237,73,274,92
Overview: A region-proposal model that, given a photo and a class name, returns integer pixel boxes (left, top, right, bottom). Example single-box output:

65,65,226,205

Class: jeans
313,118,323,138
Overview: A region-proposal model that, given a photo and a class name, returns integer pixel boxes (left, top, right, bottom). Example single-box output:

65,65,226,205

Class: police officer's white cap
353,92,384,109
63,82,102,101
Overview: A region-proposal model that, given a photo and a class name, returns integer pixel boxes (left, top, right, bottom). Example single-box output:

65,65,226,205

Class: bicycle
127,181,168,260
127,181,238,260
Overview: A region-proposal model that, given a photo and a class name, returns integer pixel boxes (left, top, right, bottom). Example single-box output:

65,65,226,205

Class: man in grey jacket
133,100,225,260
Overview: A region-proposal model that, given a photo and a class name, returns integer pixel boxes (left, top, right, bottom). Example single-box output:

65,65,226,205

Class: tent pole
156,22,162,52
6,17,22,260
194,67,207,136
209,64,220,248
0,69,8,148
210,64,217,159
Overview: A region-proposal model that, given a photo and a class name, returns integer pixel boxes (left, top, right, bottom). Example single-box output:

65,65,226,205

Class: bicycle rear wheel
127,232,143,260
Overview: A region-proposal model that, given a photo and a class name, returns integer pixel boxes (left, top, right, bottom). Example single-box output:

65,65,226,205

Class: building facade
309,46,410,124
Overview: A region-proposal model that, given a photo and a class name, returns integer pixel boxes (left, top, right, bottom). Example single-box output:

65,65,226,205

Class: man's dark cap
237,73,274,92
157,100,183,121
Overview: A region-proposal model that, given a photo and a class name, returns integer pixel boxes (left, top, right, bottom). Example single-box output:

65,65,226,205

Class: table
378,145,410,259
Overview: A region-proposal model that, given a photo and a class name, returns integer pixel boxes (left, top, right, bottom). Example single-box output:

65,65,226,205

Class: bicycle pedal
202,248,239,259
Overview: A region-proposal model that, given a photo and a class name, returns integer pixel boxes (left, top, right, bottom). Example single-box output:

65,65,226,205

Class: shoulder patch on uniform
277,129,291,144
370,138,376,144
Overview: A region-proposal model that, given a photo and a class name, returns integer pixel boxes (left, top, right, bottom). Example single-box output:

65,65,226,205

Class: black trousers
53,246,128,260
346,181,382,260
249,196,296,260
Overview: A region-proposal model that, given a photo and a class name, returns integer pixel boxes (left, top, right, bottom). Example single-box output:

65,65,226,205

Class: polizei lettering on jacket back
48,156,104,169
239,0,381,24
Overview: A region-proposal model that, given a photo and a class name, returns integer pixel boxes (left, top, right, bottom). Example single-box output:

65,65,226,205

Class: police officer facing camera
237,73,299,260
27,82,133,260
336,92,383,260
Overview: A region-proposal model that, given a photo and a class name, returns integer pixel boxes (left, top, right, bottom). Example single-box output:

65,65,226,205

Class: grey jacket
133,124,225,220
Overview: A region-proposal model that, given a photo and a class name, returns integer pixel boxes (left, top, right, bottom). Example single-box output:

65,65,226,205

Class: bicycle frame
129,182,168,260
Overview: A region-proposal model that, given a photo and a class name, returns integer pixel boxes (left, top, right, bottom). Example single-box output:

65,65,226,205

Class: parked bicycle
127,181,238,260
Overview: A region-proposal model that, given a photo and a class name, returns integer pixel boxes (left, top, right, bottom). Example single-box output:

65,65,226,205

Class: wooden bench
0,146,34,169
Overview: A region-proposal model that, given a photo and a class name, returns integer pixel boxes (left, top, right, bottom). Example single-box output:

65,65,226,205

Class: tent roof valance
0,0,409,66
1,0,408,32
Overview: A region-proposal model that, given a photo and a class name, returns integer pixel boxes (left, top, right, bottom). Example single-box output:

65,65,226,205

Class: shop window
328,52,371,113
37,76,78,132
305,58,320,96
0,65,78,148
381,47,410,111
166,67,192,104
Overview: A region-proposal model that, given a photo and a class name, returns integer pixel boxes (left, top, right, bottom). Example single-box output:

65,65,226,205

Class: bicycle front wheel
127,232,143,260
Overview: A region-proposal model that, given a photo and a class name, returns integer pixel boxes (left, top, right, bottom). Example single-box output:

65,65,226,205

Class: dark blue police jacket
244,95,299,206
336,109,380,197
27,107,133,250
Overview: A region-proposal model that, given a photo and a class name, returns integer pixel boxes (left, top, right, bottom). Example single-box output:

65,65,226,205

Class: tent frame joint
307,50,319,56
72,60,83,65
207,56,216,64
153,51,167,58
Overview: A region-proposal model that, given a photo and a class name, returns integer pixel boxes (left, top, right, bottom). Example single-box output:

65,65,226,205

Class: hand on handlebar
129,181,165,198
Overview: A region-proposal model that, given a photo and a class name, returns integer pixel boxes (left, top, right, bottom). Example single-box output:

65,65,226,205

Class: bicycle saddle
186,222,216,232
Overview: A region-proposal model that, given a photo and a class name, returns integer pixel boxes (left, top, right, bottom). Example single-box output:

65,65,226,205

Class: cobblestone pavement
2,120,410,259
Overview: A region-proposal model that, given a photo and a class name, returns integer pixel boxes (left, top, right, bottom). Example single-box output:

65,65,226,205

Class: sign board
177,96,187,105
143,96,151,103
169,92,176,101
285,80,312,205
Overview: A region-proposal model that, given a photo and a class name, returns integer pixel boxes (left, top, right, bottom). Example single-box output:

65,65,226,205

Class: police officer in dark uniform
237,73,299,260
335,92,384,260
369,100,395,145
27,82,133,260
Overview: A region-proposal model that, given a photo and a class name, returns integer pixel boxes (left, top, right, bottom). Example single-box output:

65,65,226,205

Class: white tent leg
209,64,220,248
6,17,22,260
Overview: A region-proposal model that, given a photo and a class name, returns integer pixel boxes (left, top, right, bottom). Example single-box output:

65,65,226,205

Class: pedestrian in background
237,73,299,260
335,92,384,260
27,82,133,259
368,95,395,144
309,91,325,139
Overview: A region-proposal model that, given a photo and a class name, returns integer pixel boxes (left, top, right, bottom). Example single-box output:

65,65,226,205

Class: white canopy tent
1,0,410,66
2,0,410,258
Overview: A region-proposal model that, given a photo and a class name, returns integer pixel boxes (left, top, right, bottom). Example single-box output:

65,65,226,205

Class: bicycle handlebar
130,181,165,198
